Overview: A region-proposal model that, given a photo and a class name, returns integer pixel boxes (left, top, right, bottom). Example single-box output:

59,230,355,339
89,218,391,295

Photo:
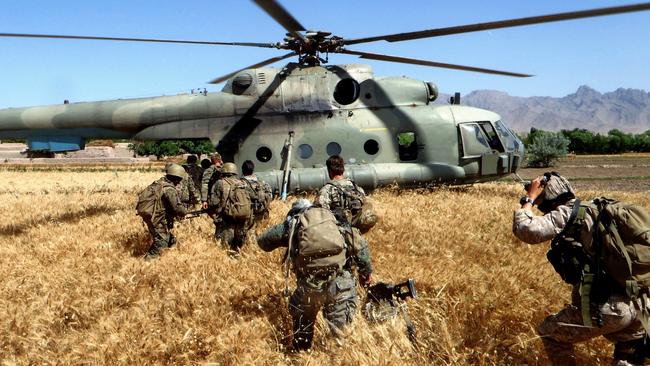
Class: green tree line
128,139,214,159
524,128,650,154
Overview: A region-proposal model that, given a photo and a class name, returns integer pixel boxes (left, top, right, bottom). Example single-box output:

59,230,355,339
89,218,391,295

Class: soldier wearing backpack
182,154,204,190
136,163,188,261
166,162,199,210
314,155,377,232
208,162,252,252
201,153,223,209
257,198,374,351
513,172,648,366
241,160,272,224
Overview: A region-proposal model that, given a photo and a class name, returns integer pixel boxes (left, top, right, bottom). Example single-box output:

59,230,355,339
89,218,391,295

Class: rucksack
244,178,272,216
289,207,347,276
548,197,650,327
220,177,252,222
136,179,167,224
328,181,378,232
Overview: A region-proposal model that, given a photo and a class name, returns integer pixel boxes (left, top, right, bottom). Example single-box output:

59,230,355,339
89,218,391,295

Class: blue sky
0,0,649,108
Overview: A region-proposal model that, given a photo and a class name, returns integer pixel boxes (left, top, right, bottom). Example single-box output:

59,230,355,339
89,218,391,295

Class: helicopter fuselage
0,63,524,191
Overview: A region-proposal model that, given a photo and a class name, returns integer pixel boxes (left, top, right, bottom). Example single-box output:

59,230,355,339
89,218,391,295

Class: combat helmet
166,163,187,180
537,172,575,213
221,162,238,175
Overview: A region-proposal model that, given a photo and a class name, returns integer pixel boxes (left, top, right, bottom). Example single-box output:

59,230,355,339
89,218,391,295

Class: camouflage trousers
214,217,248,252
538,288,645,366
289,270,357,351
144,219,176,260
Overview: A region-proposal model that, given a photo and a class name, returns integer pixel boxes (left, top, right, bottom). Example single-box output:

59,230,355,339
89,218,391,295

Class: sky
0,0,649,108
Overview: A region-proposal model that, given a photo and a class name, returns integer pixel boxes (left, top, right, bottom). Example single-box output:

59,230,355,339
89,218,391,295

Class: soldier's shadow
0,204,116,236
115,229,151,257
229,290,293,351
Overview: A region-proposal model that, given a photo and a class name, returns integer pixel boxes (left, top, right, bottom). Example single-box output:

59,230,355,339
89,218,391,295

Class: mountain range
438,86,650,134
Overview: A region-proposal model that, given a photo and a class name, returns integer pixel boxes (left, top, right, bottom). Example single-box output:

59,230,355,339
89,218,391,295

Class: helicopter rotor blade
0,32,277,48
252,0,306,41
341,49,532,78
208,52,297,84
345,2,650,45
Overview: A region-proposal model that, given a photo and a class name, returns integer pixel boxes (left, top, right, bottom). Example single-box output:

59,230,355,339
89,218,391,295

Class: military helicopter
0,1,649,194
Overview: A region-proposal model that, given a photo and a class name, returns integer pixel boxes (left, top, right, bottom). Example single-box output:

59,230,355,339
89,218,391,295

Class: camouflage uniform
183,162,204,190
513,199,645,366
201,165,222,203
144,176,187,260
314,177,365,213
209,176,250,251
258,220,373,350
176,176,200,210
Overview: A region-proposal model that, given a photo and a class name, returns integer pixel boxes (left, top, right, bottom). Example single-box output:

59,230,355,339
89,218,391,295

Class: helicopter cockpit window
326,142,342,156
333,78,360,105
494,120,519,151
256,146,272,162
397,132,418,161
231,73,253,95
459,124,492,157
478,122,504,152
298,144,313,159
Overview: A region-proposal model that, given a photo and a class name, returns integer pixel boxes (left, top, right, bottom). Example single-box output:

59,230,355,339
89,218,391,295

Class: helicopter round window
363,139,379,155
256,146,272,162
298,144,313,159
326,142,342,156
333,78,360,105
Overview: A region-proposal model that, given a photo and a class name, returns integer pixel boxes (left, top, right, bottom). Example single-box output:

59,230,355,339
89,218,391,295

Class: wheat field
1,168,649,365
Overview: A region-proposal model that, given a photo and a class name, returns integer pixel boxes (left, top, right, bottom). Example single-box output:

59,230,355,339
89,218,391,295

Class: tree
128,139,215,159
525,131,570,168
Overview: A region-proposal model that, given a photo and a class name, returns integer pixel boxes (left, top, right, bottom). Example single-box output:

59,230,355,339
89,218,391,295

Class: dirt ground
515,153,650,192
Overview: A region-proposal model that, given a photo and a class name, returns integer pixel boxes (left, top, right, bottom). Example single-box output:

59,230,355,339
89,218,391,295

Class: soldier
314,155,376,232
182,154,203,190
241,159,272,224
140,163,188,261
513,172,646,365
201,153,223,209
178,173,200,210
258,199,374,351
208,162,252,252
166,162,200,210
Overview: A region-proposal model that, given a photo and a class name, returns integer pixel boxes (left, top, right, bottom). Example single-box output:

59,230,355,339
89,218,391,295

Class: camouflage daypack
136,179,168,224
220,177,252,222
289,207,347,276
328,181,378,232
244,178,272,216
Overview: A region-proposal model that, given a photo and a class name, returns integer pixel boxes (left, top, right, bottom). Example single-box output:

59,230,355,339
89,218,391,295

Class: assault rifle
182,208,211,220
365,279,418,347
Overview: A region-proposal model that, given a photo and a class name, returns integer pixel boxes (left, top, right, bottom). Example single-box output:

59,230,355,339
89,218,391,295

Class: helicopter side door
458,122,505,176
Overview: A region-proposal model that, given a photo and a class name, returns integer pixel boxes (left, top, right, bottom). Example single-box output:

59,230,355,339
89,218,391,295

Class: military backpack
220,177,252,222
327,181,378,232
547,197,650,327
244,178,272,216
135,179,170,224
288,207,347,276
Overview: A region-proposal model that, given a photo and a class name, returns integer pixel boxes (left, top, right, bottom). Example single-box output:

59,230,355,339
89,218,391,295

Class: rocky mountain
438,86,650,133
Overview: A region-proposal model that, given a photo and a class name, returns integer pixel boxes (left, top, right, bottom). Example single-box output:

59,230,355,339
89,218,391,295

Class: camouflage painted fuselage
0,63,524,190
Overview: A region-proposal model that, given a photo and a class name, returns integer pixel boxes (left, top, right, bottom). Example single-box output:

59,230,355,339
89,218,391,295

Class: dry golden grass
1,169,649,365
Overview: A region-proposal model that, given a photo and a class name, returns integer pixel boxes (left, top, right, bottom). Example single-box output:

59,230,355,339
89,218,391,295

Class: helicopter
0,1,649,194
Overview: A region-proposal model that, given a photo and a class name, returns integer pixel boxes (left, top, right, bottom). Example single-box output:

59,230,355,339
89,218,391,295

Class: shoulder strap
551,199,582,247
